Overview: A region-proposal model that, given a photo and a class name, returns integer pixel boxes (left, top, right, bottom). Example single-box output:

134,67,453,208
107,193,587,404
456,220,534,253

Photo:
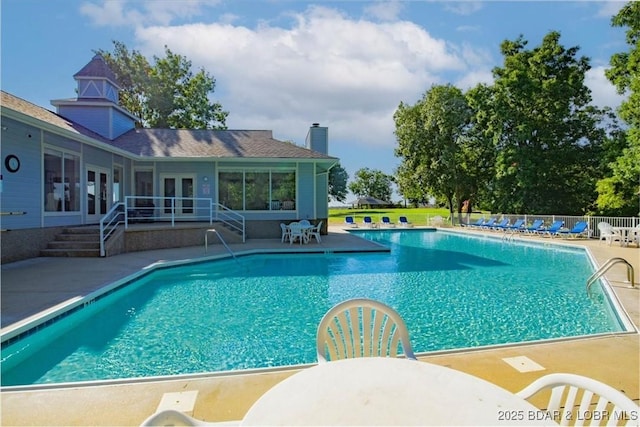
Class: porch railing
99,197,246,256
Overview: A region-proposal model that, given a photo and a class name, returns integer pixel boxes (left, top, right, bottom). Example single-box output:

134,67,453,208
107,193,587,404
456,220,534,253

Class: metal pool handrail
586,257,635,292
205,228,236,258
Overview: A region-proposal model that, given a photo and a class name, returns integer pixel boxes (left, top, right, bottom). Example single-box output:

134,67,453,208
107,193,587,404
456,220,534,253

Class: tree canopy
97,41,228,129
329,163,349,203
348,168,393,202
597,2,640,216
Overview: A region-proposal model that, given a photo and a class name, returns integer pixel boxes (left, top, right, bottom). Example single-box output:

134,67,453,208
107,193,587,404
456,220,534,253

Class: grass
327,207,453,226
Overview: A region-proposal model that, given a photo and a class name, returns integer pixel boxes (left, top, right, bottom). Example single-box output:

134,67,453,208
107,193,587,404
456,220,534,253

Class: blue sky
1,0,628,202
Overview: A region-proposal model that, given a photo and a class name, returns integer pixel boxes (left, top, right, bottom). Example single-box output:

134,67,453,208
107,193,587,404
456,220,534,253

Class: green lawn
327,207,452,226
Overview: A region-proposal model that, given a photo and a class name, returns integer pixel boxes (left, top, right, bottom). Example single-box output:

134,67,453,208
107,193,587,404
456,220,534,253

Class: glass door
160,174,195,217
86,167,109,223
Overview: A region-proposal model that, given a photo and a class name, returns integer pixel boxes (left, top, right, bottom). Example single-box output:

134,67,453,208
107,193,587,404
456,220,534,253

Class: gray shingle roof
111,128,336,160
1,91,337,162
73,54,119,87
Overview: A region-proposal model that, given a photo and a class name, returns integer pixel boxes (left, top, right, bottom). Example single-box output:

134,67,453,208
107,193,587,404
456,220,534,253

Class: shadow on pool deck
1,226,638,426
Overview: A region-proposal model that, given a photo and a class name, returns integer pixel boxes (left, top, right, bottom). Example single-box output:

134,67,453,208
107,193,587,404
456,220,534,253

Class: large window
44,149,80,212
218,170,296,211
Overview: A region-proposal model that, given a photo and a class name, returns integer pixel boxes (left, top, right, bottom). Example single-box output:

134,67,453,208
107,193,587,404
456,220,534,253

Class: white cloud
585,65,624,110
363,0,404,22
80,0,219,27
133,5,471,149
595,1,624,18
443,1,483,16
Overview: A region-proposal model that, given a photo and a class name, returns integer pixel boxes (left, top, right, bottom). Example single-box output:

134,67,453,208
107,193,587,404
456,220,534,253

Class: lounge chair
381,216,395,228
516,373,639,426
597,222,622,246
554,221,589,239
523,219,544,234
491,218,510,231
479,218,497,229
464,218,485,228
398,216,413,228
503,218,525,232
344,216,357,228
140,408,220,426
536,220,564,236
316,298,416,363
362,216,377,228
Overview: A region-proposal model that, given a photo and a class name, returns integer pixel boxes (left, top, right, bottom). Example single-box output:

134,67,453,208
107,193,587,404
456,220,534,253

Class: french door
160,174,195,217
86,167,110,223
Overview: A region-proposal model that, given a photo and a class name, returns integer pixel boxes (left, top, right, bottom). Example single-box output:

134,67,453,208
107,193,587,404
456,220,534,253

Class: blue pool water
0,230,627,386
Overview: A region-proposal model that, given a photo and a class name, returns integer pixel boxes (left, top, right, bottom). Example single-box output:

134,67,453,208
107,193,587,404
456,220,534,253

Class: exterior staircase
40,227,101,257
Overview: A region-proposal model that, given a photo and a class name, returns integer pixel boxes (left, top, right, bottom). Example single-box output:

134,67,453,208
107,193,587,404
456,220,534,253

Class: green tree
348,168,393,202
329,163,349,202
485,32,607,215
597,2,640,215
97,41,228,129
394,84,492,220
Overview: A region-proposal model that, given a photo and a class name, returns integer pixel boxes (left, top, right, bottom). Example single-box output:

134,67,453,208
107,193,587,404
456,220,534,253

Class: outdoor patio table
241,357,553,426
612,226,639,247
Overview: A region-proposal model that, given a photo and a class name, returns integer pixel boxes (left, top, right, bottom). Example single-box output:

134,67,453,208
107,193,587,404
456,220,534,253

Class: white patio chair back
516,373,639,426
280,223,291,243
597,222,622,246
288,222,306,245
309,220,322,243
316,298,417,363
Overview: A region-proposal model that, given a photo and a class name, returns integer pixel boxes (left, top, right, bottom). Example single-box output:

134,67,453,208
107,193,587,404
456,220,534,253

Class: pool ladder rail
586,257,636,293
205,228,236,258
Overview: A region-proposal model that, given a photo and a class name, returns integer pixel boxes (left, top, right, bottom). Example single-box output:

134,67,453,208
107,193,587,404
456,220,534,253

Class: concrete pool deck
1,226,638,425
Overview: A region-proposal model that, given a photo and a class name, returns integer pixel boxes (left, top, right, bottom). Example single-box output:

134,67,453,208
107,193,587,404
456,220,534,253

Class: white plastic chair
597,222,622,246
308,220,322,243
516,373,639,426
280,223,291,243
316,298,417,363
288,222,307,245
140,409,218,426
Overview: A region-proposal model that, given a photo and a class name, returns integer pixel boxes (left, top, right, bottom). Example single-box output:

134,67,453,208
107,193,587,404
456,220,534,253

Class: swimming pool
0,230,631,386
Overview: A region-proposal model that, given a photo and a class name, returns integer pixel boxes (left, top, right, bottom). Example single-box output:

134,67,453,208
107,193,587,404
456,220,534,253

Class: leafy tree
97,41,228,129
348,168,393,202
394,84,493,220
484,32,607,215
329,163,349,202
597,2,640,215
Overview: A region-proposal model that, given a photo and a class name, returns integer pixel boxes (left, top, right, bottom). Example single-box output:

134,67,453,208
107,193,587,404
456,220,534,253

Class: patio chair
345,216,358,228
362,216,377,228
288,222,307,245
503,218,525,232
536,220,564,236
316,298,417,363
465,218,485,228
398,216,413,228
516,373,639,426
479,217,497,230
308,220,323,243
554,221,589,239
280,223,291,243
491,218,510,231
597,222,622,246
380,216,395,228
523,219,544,234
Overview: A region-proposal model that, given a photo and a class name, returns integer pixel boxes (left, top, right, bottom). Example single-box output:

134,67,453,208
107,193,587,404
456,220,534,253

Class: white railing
212,202,246,243
99,202,126,256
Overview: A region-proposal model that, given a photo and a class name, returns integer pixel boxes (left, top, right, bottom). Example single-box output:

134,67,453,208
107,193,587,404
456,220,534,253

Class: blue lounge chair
464,218,485,228
362,216,377,228
504,219,525,232
345,216,357,228
537,220,565,236
491,218,510,231
479,218,497,229
553,221,589,239
523,219,544,234
398,216,413,227
381,216,395,228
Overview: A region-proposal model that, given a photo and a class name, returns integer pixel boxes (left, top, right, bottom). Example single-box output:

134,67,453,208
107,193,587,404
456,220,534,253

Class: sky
0,0,629,203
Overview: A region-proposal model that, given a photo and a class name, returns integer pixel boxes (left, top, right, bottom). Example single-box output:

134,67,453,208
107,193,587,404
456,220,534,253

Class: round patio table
241,357,552,426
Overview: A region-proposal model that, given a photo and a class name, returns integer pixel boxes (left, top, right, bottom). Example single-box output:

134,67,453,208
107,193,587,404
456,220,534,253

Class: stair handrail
212,202,245,243
99,202,126,257
586,257,635,292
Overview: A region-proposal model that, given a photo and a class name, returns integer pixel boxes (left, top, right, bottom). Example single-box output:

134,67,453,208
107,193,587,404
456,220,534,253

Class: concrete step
40,248,101,257
47,241,100,250
55,233,100,242
62,227,101,235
